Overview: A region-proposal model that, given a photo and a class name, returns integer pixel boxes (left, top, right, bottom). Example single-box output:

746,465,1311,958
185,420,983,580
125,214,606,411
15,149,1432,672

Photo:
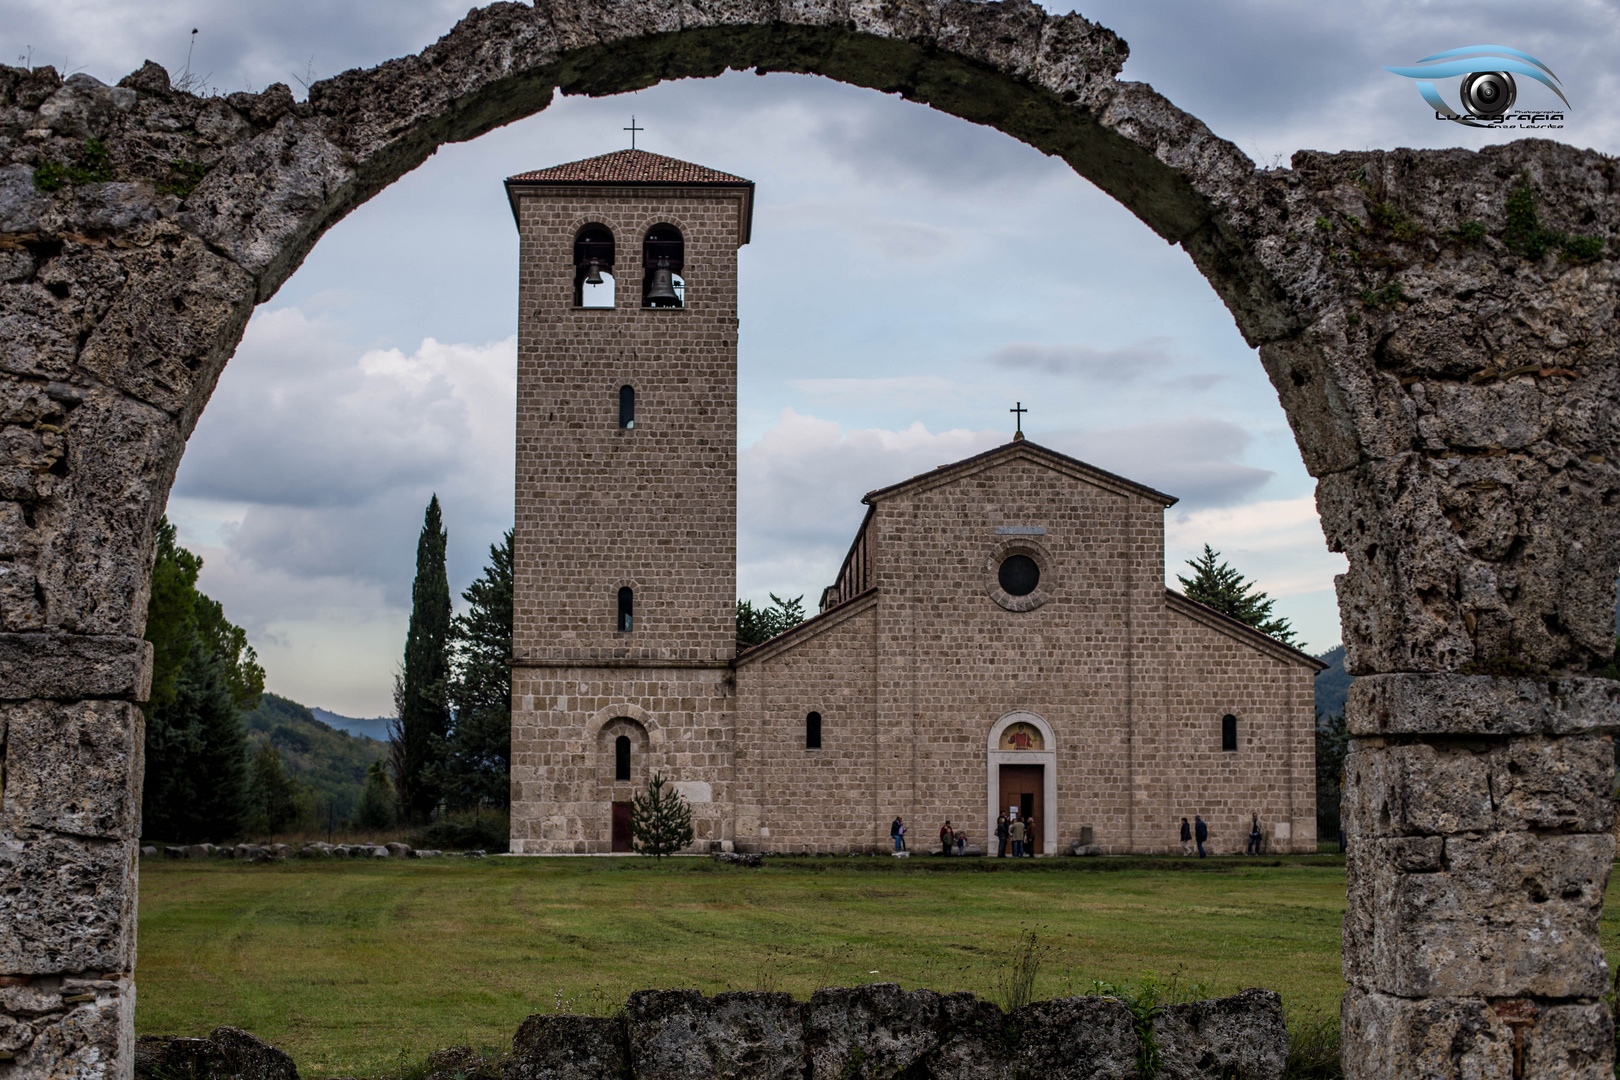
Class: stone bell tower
505,149,753,854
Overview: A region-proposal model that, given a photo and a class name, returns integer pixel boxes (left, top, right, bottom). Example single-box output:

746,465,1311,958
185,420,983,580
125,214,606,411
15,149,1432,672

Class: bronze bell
583,259,605,286
645,261,680,307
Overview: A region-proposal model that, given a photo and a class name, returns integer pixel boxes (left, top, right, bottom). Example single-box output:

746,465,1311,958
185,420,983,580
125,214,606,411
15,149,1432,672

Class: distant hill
244,694,388,822
311,707,393,743
1314,645,1351,719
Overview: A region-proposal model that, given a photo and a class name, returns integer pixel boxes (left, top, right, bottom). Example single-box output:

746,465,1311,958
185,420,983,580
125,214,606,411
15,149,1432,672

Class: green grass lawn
131,853,1620,1077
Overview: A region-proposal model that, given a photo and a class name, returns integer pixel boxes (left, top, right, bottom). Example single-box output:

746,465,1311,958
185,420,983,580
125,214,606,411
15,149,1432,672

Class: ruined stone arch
3,1,1619,1076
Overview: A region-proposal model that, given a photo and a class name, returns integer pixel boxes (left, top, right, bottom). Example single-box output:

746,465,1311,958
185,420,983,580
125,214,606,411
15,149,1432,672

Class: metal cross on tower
624,116,644,150
1010,401,1027,439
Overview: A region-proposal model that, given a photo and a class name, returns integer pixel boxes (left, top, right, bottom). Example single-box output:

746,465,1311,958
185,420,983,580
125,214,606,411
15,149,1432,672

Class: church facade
505,150,1323,857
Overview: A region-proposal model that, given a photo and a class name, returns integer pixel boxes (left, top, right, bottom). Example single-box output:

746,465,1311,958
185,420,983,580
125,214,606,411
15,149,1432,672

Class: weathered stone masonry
0,0,1615,1076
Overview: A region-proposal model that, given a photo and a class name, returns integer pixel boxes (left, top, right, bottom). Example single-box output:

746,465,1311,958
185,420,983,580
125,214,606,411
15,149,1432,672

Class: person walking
1009,815,1025,858
891,816,905,853
995,814,1010,858
1023,815,1036,857
940,820,954,857
1246,812,1263,856
1179,817,1193,856
1194,815,1208,858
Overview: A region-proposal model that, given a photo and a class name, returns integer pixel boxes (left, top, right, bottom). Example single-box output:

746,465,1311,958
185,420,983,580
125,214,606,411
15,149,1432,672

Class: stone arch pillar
0,4,1615,1077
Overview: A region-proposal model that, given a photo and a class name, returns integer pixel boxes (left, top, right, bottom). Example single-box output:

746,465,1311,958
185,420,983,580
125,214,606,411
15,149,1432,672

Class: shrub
409,807,509,853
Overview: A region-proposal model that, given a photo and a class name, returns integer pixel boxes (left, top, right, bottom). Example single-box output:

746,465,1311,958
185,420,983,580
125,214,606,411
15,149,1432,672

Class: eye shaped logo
1384,46,1569,128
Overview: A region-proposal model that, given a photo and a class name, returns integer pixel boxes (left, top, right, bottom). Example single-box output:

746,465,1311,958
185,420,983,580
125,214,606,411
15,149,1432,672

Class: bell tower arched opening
642,224,685,308
573,224,616,308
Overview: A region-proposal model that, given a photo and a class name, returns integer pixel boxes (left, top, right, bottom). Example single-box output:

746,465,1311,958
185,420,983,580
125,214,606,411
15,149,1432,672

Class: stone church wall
1136,600,1318,854
509,666,734,854
728,450,1320,857
733,595,881,853
865,456,1164,856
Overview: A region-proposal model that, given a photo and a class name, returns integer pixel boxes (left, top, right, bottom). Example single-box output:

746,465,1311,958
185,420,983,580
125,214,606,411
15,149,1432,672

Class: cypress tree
1175,544,1298,647
444,531,513,811
397,495,452,823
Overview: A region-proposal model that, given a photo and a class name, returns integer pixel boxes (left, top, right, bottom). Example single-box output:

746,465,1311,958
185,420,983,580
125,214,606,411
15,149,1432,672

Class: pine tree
141,518,259,843
1176,544,1298,647
397,495,453,823
443,531,513,811
630,771,694,860
195,594,265,711
357,760,397,830
735,593,807,646
145,517,203,713
246,740,303,836
142,640,249,842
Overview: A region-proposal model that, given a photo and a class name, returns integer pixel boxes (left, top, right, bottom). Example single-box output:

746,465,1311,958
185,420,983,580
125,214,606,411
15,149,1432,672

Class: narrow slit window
806,711,822,750
619,385,635,429
618,587,633,633
1221,713,1237,752
615,734,631,781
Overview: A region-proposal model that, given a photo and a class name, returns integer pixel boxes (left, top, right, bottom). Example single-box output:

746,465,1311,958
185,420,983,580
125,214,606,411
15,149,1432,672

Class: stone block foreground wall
132,985,1288,1080
0,0,1617,1077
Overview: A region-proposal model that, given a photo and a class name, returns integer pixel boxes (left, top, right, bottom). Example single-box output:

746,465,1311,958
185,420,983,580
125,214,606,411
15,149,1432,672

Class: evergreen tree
357,760,397,830
443,531,513,811
142,640,249,842
245,740,303,836
195,594,265,711
145,517,203,713
141,517,260,843
1176,544,1299,647
397,495,453,823
630,772,694,860
735,593,807,646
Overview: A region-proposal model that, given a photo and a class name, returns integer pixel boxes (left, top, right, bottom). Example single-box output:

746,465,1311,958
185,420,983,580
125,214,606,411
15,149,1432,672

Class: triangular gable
861,439,1178,508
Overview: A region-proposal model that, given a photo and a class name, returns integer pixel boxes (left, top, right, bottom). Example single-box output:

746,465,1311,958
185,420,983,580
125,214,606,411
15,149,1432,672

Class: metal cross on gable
624,116,644,150
1010,401,1028,438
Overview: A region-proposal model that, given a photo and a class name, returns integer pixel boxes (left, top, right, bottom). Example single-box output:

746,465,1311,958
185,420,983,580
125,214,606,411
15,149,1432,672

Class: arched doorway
986,711,1056,856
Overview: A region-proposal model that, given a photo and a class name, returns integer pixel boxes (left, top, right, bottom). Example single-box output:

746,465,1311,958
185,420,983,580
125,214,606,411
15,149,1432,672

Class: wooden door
611,801,633,853
998,764,1044,855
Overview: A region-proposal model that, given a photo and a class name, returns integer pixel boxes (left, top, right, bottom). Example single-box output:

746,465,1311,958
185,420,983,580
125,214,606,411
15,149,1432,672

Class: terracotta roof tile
506,149,752,186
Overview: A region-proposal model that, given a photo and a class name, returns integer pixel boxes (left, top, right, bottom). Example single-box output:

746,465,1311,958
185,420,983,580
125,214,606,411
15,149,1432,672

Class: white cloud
1046,418,1273,509
789,375,974,407
991,338,1177,380
168,307,516,715
738,409,1004,602
769,202,962,262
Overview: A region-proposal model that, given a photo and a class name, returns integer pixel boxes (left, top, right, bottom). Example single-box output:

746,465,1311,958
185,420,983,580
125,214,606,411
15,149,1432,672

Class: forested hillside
1314,645,1350,718
243,694,388,824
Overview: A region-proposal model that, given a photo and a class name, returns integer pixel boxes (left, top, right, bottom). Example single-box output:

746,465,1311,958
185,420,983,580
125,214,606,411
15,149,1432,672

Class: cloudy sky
5,1,1615,716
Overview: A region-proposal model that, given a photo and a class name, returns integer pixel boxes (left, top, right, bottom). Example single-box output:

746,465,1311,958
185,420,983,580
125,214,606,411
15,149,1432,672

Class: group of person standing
886,815,1037,857
993,813,1034,857
1179,813,1265,857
